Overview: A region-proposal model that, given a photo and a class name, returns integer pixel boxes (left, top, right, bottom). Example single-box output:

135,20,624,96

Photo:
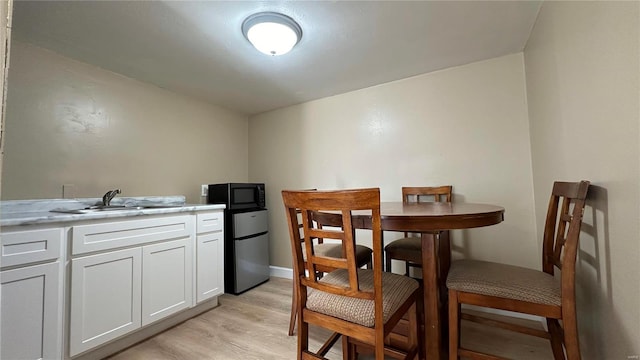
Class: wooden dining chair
288,208,373,336
282,188,420,360
446,180,590,360
385,186,453,276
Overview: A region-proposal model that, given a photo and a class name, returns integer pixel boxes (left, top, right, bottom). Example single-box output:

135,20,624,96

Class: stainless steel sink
50,205,182,214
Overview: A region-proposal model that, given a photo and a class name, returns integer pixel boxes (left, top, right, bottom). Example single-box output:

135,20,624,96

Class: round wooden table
351,202,505,359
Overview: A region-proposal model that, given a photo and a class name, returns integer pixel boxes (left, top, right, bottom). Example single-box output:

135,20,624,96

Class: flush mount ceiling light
242,12,302,56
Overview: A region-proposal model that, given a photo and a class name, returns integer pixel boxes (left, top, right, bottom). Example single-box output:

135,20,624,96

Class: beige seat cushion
303,243,373,266
306,269,418,327
446,259,561,306
384,237,423,265
385,237,421,251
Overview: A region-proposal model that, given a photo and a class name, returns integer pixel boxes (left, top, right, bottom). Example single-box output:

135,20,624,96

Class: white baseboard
270,265,293,279
269,265,544,327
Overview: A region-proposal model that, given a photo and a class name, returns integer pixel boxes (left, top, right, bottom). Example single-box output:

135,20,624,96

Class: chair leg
561,308,582,360
298,312,309,360
342,336,359,360
416,283,425,360
547,318,565,360
385,252,392,272
288,283,298,336
448,289,460,360
375,328,385,360
407,302,418,359
342,336,349,360
405,261,410,277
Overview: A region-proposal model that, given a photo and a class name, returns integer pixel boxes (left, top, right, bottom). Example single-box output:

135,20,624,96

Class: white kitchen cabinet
196,211,224,303
0,226,63,360
69,247,142,356
69,215,194,356
1,262,61,360
142,237,193,326
1,204,225,359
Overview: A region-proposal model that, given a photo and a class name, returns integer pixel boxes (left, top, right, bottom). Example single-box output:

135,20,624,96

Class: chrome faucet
102,189,121,206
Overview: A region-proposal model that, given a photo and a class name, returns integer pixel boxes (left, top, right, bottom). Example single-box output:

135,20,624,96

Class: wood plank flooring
108,277,553,359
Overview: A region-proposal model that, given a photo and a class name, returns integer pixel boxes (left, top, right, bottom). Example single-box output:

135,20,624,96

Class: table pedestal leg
421,232,443,360
437,231,452,355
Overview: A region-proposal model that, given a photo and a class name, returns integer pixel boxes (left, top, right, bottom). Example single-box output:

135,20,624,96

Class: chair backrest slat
307,253,348,270
308,228,344,241
299,277,375,300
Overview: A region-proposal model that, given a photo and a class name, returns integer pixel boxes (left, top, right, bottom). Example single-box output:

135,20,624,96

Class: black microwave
208,183,266,210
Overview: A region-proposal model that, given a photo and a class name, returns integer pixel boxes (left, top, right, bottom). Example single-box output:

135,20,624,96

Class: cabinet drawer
1,228,63,268
197,211,223,234
71,215,194,255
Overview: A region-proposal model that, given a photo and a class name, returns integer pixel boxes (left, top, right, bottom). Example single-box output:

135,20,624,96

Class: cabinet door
1,262,61,360
69,248,142,357
142,237,193,326
196,231,224,303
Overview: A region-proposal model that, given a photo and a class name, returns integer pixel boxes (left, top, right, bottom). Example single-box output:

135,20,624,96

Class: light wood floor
108,277,554,359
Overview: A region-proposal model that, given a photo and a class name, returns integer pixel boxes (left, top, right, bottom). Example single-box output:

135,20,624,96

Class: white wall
249,53,537,270
524,1,640,358
0,0,11,196
0,0,13,351
2,42,249,202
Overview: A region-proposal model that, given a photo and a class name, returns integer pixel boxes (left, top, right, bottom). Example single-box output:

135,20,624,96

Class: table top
349,201,505,232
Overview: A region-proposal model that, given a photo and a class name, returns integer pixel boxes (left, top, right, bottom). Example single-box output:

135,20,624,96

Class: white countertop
1,196,225,227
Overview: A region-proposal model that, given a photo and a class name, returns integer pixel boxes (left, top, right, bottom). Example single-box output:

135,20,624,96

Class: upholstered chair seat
307,269,419,327
447,259,561,306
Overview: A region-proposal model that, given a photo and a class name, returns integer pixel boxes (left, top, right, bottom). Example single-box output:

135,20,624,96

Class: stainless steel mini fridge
225,208,270,294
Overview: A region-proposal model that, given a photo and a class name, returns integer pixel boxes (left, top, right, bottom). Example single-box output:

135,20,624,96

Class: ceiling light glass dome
242,12,302,56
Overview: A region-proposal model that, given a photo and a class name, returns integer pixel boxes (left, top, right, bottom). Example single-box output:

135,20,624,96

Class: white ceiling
12,1,542,116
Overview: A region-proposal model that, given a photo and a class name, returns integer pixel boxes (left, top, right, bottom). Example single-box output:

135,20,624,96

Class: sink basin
50,205,182,214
